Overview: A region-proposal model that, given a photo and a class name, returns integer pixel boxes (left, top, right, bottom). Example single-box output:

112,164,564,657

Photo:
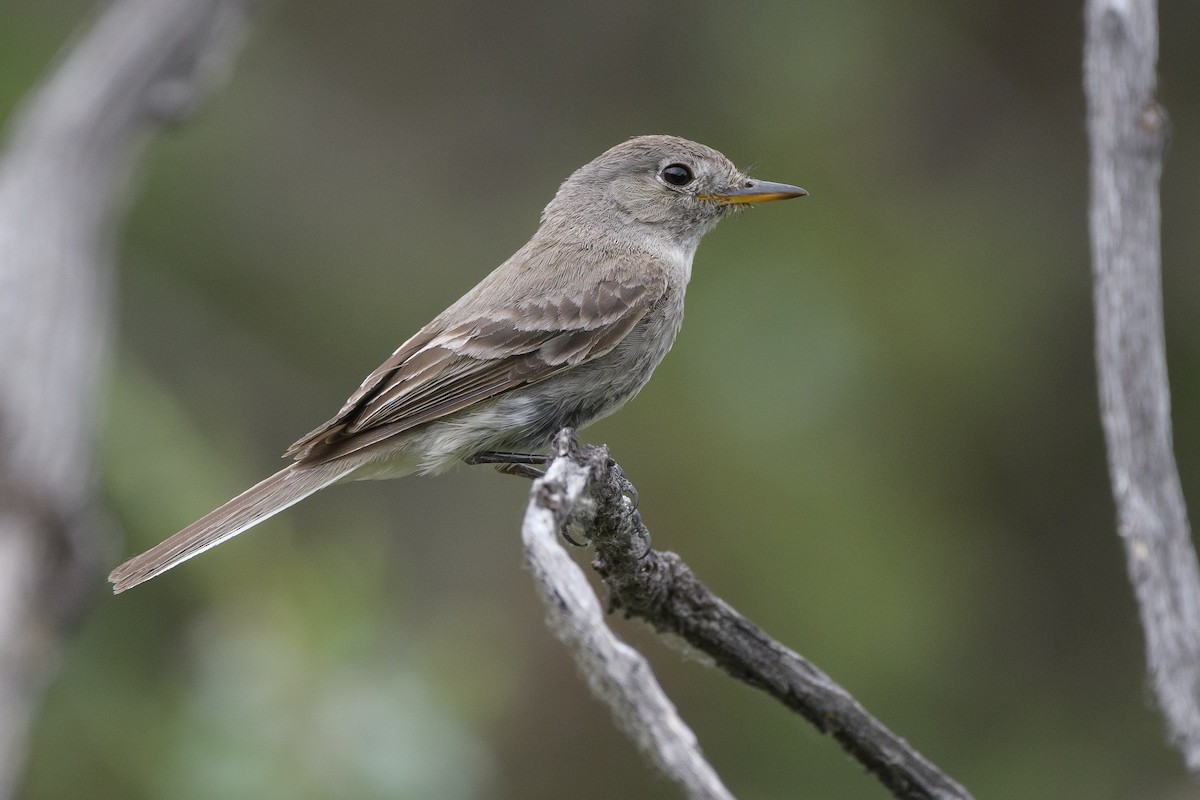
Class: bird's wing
286,276,659,465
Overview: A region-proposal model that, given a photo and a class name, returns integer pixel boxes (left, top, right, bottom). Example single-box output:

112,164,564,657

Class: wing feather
287,277,660,465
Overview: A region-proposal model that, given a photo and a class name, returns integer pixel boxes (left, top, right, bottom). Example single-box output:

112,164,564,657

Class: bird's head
542,134,806,254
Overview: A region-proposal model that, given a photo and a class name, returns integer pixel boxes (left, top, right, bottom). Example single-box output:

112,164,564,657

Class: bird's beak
700,178,808,205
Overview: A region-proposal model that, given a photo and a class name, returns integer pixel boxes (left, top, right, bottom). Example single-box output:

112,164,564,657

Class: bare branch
522,432,735,800
527,431,971,800
1084,0,1200,774
0,0,257,795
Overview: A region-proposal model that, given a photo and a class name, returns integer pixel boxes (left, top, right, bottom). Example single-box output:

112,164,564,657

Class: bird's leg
465,450,550,480
465,450,589,543
465,451,550,466
494,462,547,480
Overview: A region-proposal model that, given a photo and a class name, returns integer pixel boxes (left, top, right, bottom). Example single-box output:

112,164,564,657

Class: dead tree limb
523,430,972,800
1084,0,1200,774
522,433,735,800
0,1,257,795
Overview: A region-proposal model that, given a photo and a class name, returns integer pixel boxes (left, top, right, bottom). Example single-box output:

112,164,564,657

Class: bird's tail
109,461,354,593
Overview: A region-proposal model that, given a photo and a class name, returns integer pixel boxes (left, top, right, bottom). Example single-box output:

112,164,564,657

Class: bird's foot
466,450,550,480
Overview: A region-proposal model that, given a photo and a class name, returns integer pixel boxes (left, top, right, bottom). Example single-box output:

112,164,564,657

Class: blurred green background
4,0,1200,798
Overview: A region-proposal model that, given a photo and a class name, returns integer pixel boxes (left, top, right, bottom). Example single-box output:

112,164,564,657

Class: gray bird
109,134,805,593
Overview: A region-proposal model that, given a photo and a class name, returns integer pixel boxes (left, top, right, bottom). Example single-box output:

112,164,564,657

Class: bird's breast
526,287,686,431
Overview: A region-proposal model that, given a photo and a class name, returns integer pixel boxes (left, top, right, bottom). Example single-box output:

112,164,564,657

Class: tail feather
109,461,353,593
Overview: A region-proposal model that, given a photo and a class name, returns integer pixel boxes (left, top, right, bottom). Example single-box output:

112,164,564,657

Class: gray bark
522,432,735,800
1084,0,1200,775
526,430,971,800
0,1,257,795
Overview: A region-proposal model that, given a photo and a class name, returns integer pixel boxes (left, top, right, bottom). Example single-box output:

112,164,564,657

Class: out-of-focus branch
0,0,257,795
525,430,972,800
1084,0,1200,775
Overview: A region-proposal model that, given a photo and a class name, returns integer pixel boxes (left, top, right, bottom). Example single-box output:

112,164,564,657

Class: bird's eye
660,163,694,187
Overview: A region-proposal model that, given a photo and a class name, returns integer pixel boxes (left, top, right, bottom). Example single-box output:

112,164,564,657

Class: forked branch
521,430,972,800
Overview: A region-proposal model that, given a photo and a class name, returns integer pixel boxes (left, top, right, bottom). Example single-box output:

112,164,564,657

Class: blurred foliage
4,0,1200,798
